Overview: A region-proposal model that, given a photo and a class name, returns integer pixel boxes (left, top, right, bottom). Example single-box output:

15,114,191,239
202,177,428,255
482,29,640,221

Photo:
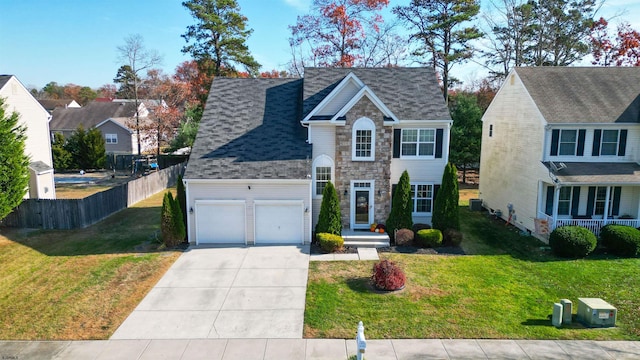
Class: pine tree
0,98,29,220
176,174,187,239
315,181,342,236
172,192,186,243
161,192,177,246
432,162,460,231
386,170,413,239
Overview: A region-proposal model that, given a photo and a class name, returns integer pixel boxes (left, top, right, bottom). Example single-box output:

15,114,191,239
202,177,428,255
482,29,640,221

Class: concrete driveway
111,245,310,340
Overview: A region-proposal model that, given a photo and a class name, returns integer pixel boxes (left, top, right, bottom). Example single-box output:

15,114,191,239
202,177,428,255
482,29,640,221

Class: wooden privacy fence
2,164,185,230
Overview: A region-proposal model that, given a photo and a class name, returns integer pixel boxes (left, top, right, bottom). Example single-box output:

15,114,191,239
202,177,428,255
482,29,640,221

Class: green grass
0,190,181,340
304,207,640,340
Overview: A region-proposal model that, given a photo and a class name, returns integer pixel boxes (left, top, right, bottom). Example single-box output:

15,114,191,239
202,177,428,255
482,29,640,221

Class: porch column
552,185,560,230
604,186,611,223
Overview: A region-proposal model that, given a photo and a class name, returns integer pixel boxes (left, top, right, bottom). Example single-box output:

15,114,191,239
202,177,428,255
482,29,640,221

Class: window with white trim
312,155,334,197
557,187,572,215
105,133,118,144
594,186,613,216
411,183,433,214
352,118,375,161
600,130,619,156
401,129,435,157
558,130,577,156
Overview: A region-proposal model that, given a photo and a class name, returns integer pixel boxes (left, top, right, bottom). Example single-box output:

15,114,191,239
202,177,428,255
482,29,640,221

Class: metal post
356,321,367,360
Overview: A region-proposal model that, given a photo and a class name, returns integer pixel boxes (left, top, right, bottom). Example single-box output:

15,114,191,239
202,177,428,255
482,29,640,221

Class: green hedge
549,226,596,258
416,229,443,248
600,224,640,257
317,232,344,253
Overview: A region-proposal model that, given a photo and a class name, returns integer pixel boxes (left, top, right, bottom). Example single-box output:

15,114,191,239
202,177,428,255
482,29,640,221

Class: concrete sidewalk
2,338,640,359
111,245,310,339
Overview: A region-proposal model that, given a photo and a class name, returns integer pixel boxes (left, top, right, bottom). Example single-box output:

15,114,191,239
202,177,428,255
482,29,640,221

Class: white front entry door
350,181,374,229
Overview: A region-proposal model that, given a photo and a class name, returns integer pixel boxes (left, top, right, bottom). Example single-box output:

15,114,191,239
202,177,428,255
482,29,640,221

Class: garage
195,200,246,244
254,200,304,244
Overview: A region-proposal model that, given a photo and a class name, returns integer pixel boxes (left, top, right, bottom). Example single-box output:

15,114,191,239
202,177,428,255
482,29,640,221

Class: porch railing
536,212,640,237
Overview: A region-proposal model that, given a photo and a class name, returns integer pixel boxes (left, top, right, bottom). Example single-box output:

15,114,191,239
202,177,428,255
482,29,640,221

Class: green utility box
577,298,617,328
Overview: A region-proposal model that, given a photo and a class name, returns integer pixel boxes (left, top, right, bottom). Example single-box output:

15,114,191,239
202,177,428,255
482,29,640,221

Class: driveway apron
111,245,310,339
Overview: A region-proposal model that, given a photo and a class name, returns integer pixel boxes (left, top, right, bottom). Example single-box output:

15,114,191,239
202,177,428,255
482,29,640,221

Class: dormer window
352,117,375,161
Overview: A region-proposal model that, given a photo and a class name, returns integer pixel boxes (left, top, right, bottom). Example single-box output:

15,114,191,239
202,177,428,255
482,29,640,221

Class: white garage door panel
255,201,303,244
196,201,245,244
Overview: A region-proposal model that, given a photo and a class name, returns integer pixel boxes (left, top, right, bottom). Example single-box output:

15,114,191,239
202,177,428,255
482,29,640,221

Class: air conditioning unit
469,199,482,211
577,298,617,328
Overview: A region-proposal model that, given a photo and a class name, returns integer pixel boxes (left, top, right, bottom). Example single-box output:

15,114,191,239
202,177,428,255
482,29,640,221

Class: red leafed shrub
372,260,406,291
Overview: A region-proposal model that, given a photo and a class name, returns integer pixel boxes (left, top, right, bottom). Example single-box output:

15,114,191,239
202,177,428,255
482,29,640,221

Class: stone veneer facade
334,96,392,228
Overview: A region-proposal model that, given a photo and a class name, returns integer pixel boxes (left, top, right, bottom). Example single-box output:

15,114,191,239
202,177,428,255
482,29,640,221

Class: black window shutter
571,187,580,216
391,184,397,201
592,130,602,156
618,130,627,156
612,186,622,216
545,186,554,216
433,184,440,205
550,129,560,156
393,129,401,158
435,129,444,158
586,186,596,216
577,129,586,156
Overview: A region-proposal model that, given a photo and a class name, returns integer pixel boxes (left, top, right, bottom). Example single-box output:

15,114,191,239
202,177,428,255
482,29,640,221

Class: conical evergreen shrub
315,181,342,236
386,170,413,240
432,162,460,231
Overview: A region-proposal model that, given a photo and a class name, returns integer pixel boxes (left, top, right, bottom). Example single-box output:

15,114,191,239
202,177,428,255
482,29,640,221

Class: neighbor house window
594,187,613,216
411,183,433,214
401,129,435,157
557,187,572,215
558,130,577,156
313,155,334,197
600,130,619,156
352,118,375,161
105,133,118,144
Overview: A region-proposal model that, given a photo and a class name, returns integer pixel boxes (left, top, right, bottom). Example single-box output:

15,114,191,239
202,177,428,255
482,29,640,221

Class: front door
351,181,374,229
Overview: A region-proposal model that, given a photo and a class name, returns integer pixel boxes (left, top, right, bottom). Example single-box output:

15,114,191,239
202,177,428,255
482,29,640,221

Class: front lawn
0,191,181,340
304,207,640,340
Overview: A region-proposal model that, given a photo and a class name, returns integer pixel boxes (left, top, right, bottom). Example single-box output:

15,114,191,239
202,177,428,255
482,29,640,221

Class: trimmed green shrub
416,229,443,248
372,260,406,291
317,232,344,253
386,170,413,241
176,174,187,240
171,193,186,244
395,228,414,246
549,226,597,258
432,162,460,231
315,181,342,236
600,224,640,257
443,229,464,247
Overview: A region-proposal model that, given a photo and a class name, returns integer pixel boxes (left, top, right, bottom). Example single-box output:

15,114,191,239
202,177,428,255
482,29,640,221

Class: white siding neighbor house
479,67,640,239
0,75,56,199
184,68,451,245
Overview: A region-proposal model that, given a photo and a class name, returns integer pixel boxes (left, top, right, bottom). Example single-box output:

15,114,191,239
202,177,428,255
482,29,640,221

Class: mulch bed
310,242,465,255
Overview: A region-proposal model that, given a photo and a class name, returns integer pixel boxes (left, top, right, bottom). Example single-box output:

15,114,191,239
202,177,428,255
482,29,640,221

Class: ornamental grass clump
372,259,406,291
548,225,596,258
317,232,344,253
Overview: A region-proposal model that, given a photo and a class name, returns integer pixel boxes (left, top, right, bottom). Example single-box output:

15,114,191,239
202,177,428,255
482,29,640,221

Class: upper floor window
593,129,627,157
105,133,118,144
411,183,433,214
558,130,577,155
550,129,585,157
401,129,435,158
352,118,375,161
600,130,619,156
312,155,334,198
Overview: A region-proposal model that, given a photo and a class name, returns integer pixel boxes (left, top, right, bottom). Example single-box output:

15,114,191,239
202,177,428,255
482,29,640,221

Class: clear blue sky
0,0,637,90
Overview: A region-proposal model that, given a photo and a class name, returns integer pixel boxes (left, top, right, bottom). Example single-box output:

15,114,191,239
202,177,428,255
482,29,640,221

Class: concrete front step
342,230,390,248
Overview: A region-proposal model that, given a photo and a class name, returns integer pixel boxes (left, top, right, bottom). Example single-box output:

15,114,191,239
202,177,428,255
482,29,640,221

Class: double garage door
195,200,304,245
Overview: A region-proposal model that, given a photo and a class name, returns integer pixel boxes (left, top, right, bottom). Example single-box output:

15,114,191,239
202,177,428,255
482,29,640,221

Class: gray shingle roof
50,101,138,131
544,162,640,184
516,67,640,124
185,78,312,180
303,67,451,120
0,75,12,90
38,99,77,111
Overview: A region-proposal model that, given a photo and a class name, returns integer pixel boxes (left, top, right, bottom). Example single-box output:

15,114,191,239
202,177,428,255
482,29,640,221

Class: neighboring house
0,75,56,199
50,100,153,155
38,99,81,113
183,67,451,245
479,67,640,239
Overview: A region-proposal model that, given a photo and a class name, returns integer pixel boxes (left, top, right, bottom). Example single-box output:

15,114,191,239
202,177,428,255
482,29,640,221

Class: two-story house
0,75,56,199
479,67,640,239
183,67,451,245
50,99,155,155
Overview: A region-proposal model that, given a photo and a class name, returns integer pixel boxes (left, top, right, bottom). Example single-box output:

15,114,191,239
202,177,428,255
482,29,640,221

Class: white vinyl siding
310,125,336,160
314,80,361,116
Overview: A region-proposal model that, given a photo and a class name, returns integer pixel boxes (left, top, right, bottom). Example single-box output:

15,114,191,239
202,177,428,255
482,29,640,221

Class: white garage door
195,200,246,244
254,200,304,244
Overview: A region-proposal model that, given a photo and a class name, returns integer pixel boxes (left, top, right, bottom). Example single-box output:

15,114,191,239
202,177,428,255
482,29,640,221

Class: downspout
552,185,560,231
